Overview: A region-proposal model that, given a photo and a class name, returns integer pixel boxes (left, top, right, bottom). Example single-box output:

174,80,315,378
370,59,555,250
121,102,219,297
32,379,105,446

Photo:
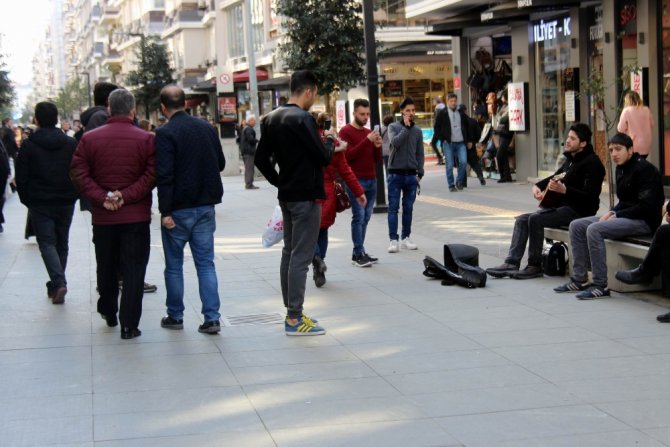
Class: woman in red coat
313,113,366,287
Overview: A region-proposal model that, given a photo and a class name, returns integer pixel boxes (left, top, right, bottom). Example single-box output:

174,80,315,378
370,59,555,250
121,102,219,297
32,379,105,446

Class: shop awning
379,42,452,59
192,77,216,92
257,75,290,89
234,68,269,83
185,97,208,108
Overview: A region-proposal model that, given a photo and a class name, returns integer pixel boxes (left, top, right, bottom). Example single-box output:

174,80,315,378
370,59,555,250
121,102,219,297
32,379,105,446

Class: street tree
275,0,365,112
125,36,174,118
53,77,89,120
0,53,16,118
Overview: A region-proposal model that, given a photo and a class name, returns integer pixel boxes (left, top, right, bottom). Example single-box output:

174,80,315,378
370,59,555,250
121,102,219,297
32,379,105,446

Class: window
226,4,245,59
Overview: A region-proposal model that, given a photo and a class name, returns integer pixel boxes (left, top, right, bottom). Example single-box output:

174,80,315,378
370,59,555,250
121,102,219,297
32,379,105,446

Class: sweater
387,121,425,178
340,124,381,179
617,106,654,156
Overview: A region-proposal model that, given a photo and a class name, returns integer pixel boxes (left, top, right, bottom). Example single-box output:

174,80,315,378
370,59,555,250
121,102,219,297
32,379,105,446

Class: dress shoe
657,311,670,323
121,327,142,339
52,286,67,304
479,177,486,186
615,265,653,285
486,263,519,278
100,313,118,327
511,265,543,280
245,185,260,189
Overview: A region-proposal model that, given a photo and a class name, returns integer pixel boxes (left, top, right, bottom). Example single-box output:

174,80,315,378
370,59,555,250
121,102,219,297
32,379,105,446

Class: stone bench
543,227,660,293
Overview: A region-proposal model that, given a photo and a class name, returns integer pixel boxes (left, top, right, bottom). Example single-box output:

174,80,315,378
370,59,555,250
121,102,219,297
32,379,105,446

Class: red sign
453,76,461,89
219,73,231,84
507,82,526,132
217,96,237,122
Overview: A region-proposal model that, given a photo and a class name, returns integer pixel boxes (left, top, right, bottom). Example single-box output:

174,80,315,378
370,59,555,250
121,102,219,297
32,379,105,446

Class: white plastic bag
262,205,284,248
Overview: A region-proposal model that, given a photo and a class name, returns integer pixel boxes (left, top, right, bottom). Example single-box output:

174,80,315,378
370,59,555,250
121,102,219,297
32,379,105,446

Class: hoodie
80,105,108,131
15,127,78,207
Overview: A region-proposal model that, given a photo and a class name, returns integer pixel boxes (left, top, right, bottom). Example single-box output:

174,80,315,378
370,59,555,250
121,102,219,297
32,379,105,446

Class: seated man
487,123,605,279
615,201,670,322
555,133,664,299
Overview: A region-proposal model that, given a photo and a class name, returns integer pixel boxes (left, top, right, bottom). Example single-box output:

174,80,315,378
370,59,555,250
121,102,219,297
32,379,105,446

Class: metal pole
81,72,92,108
243,0,260,123
362,0,387,211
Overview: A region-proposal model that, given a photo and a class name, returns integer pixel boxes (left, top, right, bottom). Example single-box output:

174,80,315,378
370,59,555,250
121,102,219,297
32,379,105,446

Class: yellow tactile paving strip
417,194,524,218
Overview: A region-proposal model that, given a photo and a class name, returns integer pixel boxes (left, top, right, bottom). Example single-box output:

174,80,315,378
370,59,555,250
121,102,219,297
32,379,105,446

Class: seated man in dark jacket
556,132,664,299
15,102,78,304
487,123,606,280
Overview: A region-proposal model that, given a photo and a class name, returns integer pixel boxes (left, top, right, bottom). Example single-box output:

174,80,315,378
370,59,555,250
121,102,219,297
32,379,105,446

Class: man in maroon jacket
71,89,156,340
339,98,382,267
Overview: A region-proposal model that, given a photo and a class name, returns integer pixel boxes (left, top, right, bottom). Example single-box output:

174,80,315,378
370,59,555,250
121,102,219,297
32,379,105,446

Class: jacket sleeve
70,138,108,205
119,134,156,205
14,142,30,206
300,116,333,167
390,122,412,149
468,117,481,144
416,129,425,178
614,165,662,219
212,128,225,171
155,129,177,215
333,151,364,197
564,158,605,205
431,109,444,147
342,127,374,163
254,118,279,186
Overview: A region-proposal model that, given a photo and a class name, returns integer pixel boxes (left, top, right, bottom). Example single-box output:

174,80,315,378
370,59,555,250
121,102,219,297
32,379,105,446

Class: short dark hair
447,93,458,100
382,115,394,126
108,89,135,116
34,101,58,127
399,97,414,110
609,132,634,148
159,85,186,111
289,70,318,95
568,123,592,144
2,118,10,126
93,81,119,106
353,98,370,109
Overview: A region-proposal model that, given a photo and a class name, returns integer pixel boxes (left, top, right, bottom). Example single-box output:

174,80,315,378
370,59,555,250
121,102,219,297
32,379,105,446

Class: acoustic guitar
539,172,566,209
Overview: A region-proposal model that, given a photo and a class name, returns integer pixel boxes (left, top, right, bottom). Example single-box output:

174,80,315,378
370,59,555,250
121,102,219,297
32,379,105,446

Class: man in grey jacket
386,97,425,253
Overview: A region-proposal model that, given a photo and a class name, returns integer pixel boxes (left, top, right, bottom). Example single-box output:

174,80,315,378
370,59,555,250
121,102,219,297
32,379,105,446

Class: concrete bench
543,227,661,293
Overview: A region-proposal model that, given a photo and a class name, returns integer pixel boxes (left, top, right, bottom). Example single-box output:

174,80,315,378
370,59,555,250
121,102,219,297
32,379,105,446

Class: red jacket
71,116,156,225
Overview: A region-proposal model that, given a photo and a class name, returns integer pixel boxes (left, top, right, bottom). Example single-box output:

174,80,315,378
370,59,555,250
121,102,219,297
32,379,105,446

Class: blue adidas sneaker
285,316,326,336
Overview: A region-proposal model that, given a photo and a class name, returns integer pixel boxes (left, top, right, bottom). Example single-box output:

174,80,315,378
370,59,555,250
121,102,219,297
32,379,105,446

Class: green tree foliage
275,0,365,97
0,53,16,118
54,77,89,120
125,36,174,117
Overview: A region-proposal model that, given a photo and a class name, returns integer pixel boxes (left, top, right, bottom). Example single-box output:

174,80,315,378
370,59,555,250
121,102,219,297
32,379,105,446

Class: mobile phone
373,124,380,133
324,120,332,130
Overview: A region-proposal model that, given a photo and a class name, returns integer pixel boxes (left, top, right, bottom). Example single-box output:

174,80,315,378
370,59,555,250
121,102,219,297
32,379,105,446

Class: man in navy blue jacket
155,85,226,334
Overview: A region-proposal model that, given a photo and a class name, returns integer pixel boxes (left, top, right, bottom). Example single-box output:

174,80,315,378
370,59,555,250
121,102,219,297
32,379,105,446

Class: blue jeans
161,205,220,322
346,178,376,256
444,142,467,187
315,228,329,260
387,173,418,240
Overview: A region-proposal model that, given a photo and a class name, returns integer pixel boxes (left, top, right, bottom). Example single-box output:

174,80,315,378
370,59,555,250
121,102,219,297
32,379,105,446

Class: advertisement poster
507,82,526,132
336,100,347,130
218,96,237,122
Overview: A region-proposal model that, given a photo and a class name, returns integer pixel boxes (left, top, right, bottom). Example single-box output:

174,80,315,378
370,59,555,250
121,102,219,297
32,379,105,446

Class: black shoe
0,224,3,233
314,270,326,288
143,282,158,293
449,187,457,192
46,281,55,299
486,263,520,278
511,265,544,280
363,252,378,264
553,280,588,293
657,312,670,323
479,177,486,186
615,265,654,285
456,183,464,190
198,320,221,334
351,254,372,268
100,313,118,327
161,315,184,330
312,255,327,273
121,327,141,339
52,287,67,305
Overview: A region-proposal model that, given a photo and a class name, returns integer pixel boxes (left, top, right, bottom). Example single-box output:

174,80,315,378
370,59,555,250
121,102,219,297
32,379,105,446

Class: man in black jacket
458,104,485,187
255,70,334,336
240,115,259,189
556,132,664,299
15,102,78,304
432,93,469,191
156,85,226,334
487,123,605,280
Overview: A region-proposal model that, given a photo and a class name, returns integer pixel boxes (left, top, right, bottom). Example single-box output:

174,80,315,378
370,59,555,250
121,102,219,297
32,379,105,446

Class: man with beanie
487,123,605,280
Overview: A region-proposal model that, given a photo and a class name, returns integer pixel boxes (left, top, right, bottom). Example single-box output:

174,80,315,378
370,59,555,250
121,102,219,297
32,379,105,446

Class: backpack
542,241,568,276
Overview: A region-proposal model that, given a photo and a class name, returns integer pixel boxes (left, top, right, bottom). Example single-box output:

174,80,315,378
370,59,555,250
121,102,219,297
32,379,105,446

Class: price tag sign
508,82,526,132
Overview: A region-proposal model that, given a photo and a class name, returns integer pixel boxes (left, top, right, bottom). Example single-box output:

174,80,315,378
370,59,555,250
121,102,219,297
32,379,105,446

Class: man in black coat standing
15,102,78,304
240,115,259,189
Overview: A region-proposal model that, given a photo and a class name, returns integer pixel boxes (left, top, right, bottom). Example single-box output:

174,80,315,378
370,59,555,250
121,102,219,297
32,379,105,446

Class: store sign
565,91,576,122
589,6,604,41
508,82,526,132
533,18,571,43
336,100,347,130
631,70,643,97
518,0,533,7
383,80,403,97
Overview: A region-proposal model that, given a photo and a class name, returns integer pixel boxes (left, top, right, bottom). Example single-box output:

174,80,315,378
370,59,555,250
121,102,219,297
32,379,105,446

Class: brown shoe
52,287,67,304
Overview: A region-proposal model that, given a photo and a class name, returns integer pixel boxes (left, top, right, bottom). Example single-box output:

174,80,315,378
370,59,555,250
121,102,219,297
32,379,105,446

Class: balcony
98,4,120,26
162,9,206,38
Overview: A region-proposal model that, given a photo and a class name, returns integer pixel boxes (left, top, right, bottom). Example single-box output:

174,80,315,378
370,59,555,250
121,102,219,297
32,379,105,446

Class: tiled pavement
1,166,669,447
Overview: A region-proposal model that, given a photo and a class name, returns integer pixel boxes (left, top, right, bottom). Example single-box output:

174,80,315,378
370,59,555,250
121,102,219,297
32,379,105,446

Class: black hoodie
15,127,78,207
80,105,108,131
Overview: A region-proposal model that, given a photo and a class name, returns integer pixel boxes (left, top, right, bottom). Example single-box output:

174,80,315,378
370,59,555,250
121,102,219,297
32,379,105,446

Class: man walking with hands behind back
156,85,226,334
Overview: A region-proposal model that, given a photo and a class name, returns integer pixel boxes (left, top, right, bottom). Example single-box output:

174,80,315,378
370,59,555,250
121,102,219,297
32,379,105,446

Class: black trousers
641,224,670,296
465,147,484,183
93,222,150,329
496,136,513,181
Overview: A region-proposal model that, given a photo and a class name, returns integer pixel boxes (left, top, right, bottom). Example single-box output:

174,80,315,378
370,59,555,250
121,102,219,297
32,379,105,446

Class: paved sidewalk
1,167,669,447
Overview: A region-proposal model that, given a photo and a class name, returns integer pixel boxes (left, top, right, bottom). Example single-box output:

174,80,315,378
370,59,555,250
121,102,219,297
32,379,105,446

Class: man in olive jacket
487,123,605,280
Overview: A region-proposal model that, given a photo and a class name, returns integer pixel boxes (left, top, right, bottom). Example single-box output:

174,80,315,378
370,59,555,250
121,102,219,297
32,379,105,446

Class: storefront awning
234,68,269,83
257,75,290,89
379,42,452,59
192,77,216,92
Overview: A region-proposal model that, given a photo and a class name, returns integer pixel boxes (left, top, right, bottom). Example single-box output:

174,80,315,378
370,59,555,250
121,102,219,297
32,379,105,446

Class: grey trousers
569,215,650,286
243,154,255,187
279,200,321,319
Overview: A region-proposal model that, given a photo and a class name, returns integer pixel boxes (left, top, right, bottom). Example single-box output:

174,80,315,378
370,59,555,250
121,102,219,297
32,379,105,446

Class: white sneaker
400,237,417,250
388,240,399,253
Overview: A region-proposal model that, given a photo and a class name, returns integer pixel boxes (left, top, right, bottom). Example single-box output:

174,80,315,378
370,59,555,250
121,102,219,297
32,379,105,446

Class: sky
1,0,52,108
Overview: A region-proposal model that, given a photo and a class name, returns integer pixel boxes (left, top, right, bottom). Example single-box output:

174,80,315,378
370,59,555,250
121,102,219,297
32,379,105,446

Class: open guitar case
423,244,487,288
